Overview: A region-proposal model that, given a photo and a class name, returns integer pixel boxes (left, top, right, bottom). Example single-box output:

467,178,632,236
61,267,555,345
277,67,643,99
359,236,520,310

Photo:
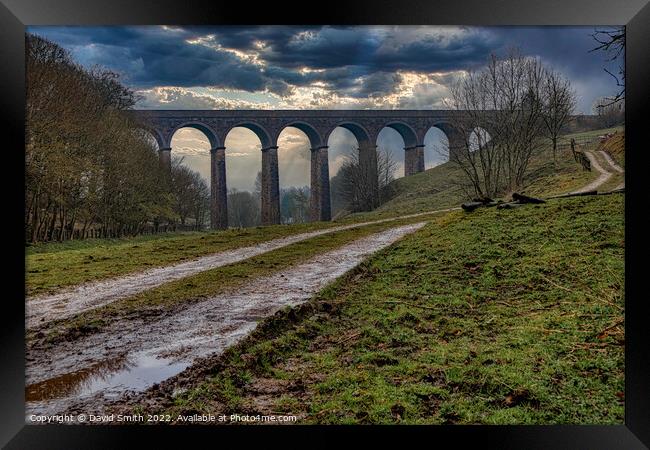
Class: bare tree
338,146,397,212
542,69,577,165
171,156,210,229
378,147,399,201
280,186,310,224
590,27,625,106
446,48,548,198
593,97,625,128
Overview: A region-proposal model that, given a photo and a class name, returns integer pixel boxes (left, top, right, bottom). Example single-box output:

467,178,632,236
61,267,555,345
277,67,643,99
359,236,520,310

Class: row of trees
227,171,312,228
446,48,579,199
25,34,208,242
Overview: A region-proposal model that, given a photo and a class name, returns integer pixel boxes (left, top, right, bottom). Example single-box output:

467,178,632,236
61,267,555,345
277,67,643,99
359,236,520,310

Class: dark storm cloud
256,26,496,71
27,25,623,112
28,26,275,92
488,26,623,111
353,72,403,98
28,26,498,94
490,26,620,77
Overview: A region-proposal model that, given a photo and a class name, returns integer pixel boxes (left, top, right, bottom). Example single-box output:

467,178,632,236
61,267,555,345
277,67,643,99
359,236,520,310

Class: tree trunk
58,205,66,242
47,204,58,242
30,192,40,243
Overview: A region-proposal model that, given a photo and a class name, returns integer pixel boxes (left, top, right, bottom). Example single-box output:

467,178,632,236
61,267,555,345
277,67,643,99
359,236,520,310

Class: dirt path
598,150,624,173
26,208,456,330
598,150,625,190
569,150,614,194
25,222,427,417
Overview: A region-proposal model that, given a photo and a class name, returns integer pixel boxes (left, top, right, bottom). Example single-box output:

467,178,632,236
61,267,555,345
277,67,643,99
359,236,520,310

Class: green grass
159,194,624,424
25,220,370,297
361,162,467,220
560,126,624,141
29,213,443,346
519,145,600,198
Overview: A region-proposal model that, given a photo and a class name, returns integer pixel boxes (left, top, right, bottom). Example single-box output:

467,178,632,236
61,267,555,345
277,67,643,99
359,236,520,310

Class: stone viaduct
133,110,474,230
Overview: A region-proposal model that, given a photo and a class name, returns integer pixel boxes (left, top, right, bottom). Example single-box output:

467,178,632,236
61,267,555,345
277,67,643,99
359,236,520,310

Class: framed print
1,0,649,447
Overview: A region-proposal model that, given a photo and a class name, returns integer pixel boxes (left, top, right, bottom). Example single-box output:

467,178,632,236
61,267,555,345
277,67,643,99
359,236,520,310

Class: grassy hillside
160,193,624,424
597,130,625,169
350,131,612,221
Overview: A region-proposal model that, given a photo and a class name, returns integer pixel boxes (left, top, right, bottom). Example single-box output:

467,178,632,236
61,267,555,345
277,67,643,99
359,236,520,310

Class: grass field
160,193,624,424
560,126,623,141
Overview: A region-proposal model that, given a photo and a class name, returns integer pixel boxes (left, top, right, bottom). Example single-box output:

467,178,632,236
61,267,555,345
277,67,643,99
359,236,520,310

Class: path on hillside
26,208,457,330
598,150,625,190
25,222,426,417
569,150,623,194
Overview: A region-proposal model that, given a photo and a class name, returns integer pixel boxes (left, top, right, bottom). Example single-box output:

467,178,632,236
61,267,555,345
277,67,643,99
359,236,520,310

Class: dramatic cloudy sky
28,25,622,190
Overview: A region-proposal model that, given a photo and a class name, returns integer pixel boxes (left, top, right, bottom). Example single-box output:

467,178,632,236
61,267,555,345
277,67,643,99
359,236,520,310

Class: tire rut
25,222,427,417
27,209,455,330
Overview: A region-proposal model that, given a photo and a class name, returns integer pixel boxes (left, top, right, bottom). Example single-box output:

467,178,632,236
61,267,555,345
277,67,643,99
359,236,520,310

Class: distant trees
228,171,310,227
228,189,260,228
592,97,625,128
335,146,397,212
280,186,310,224
446,48,578,198
25,33,204,242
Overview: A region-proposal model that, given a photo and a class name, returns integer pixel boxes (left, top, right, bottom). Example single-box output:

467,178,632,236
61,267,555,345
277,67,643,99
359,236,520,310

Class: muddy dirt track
26,209,456,330
25,222,426,417
569,150,624,194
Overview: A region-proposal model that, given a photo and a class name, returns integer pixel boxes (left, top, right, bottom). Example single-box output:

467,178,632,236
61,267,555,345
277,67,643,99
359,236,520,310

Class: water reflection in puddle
26,353,189,404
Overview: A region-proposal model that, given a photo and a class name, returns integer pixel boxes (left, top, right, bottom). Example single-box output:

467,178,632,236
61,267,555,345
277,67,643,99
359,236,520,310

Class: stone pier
210,147,228,230
158,147,172,172
261,146,281,225
404,144,425,176
310,146,331,222
447,130,467,161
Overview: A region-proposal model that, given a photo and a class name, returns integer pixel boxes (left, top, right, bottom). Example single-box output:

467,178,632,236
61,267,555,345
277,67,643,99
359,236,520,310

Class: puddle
26,357,130,402
25,223,427,417
26,354,187,403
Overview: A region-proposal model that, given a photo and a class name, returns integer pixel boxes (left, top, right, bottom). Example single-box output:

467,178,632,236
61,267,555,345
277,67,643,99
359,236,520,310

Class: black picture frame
1,0,648,447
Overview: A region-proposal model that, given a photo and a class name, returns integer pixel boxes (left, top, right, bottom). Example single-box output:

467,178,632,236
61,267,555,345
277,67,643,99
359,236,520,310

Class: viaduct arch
133,109,486,230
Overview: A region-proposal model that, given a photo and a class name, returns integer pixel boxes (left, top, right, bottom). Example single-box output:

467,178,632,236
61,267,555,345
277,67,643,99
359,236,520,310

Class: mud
25,222,426,417
26,210,455,330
